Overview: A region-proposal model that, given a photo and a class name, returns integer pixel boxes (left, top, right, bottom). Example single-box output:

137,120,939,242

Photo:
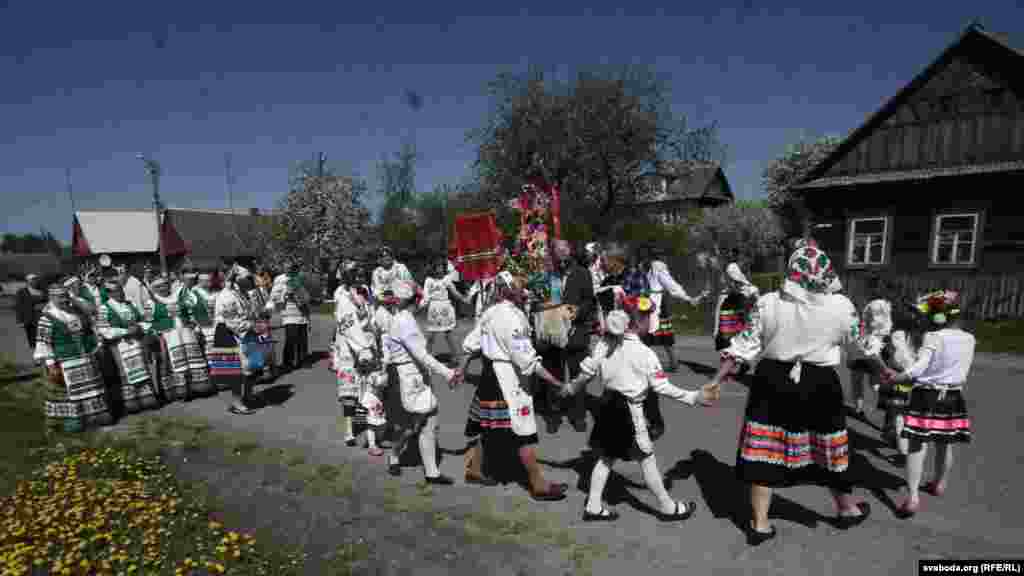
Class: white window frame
846,216,889,267
931,212,980,266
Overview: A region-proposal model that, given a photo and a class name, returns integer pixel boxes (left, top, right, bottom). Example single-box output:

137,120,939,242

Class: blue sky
2,0,1021,242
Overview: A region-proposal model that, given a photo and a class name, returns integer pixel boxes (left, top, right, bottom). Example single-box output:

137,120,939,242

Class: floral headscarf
916,290,960,326
783,242,841,303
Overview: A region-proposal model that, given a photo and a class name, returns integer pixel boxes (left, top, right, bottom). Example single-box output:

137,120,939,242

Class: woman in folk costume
371,247,414,301
564,301,720,522
334,261,381,452
372,288,402,447
213,266,261,415
709,240,871,546
245,268,277,380
189,272,220,365
641,244,708,370
457,272,570,500
384,281,461,483
33,280,114,433
177,272,217,397
420,256,471,363
270,261,311,372
65,275,99,319
713,262,760,382
639,245,708,442
95,279,161,415
881,291,974,518
144,276,212,402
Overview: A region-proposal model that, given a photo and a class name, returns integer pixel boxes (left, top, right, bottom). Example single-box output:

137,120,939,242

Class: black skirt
589,390,653,462
735,359,852,492
902,386,971,444
473,358,537,485
647,295,674,347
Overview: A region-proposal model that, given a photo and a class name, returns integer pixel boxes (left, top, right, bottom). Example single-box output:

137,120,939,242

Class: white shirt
647,260,693,301
371,262,413,299
334,286,373,355
386,309,454,380
900,328,975,386
422,276,455,305
462,301,541,376
214,288,254,336
269,274,309,325
467,278,496,320
580,334,699,405
888,331,917,372
122,276,150,311
724,291,860,367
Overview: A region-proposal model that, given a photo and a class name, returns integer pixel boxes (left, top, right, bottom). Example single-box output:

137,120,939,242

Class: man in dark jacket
550,240,595,432
15,274,47,350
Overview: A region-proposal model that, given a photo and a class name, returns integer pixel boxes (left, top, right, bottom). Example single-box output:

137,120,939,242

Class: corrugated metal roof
75,211,159,253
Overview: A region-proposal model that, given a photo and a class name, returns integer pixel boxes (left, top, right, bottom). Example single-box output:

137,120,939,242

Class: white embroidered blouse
386,309,454,380
462,301,541,377
579,335,699,405
722,290,861,371
898,328,975,386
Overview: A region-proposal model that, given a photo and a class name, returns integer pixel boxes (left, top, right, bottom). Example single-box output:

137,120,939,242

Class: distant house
621,163,733,224
790,21,1024,318
73,208,277,271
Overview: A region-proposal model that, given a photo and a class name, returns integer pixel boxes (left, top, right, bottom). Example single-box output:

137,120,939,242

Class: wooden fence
662,253,1024,325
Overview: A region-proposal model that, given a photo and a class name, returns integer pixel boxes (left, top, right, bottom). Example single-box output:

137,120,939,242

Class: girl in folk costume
95,279,161,415
270,261,311,372
457,272,570,500
420,256,471,363
881,291,975,518
846,274,892,417
875,310,925,463
372,288,403,446
145,277,213,402
213,267,261,415
710,241,871,546
334,262,381,452
564,302,721,522
384,281,461,483
33,281,114,433
188,272,220,364
371,247,414,301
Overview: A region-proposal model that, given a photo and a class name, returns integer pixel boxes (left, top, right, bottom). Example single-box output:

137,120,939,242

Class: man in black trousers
547,240,595,433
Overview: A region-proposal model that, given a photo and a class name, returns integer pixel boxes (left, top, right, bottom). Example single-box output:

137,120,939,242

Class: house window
847,217,888,266
932,213,979,265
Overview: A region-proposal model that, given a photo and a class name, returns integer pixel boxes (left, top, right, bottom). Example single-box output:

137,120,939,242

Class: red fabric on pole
452,212,503,281
160,216,190,256
72,216,92,257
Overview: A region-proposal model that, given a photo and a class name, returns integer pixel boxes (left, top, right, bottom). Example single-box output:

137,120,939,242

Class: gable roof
75,211,162,254
163,208,276,259
632,163,733,204
794,21,1024,191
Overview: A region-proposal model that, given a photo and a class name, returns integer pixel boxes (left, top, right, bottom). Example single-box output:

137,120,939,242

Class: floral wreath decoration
621,295,654,314
916,290,961,325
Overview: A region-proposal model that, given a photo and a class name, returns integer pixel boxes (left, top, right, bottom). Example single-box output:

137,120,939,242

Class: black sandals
656,501,697,522
425,475,455,486
835,502,872,530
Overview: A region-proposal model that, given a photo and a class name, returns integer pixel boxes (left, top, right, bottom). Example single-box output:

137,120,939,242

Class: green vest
149,301,174,334
45,313,98,360
104,301,143,329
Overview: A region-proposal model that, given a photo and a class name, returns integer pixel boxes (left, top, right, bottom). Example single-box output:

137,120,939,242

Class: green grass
968,319,1024,356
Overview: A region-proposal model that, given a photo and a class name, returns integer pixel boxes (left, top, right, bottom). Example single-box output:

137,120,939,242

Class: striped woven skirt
209,324,243,392
45,354,113,433
110,339,160,414
736,359,852,492
646,293,674,347
901,386,971,443
466,358,536,484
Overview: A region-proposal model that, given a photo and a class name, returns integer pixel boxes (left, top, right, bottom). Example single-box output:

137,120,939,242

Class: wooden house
790,22,1024,318
622,163,734,225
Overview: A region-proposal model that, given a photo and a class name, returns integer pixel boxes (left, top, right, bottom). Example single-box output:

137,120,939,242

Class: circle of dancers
23,239,976,546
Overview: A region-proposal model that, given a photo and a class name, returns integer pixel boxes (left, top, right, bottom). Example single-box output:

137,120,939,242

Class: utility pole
137,154,167,276
226,152,238,259
66,168,76,214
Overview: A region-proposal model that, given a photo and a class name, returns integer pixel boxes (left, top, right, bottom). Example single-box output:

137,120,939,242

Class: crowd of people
15,237,977,545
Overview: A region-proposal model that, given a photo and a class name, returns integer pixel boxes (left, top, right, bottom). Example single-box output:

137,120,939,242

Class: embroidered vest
149,301,175,333
46,312,98,360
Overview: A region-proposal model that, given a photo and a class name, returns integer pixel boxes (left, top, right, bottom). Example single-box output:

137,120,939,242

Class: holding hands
448,368,465,390
699,380,721,406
